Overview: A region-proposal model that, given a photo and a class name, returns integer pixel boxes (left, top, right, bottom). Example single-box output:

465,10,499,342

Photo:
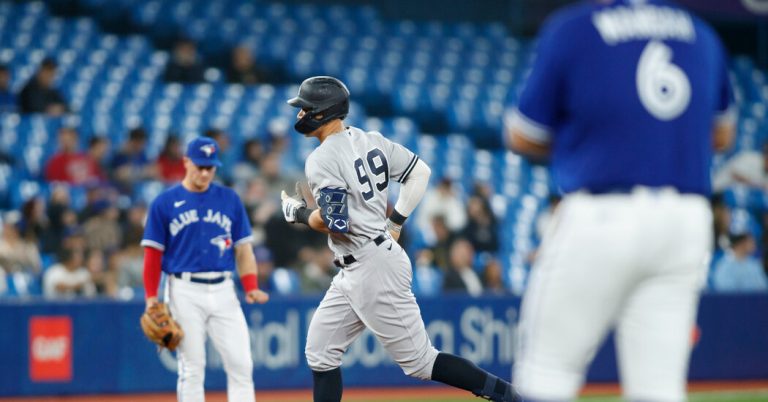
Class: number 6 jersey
512,0,734,196
305,126,419,255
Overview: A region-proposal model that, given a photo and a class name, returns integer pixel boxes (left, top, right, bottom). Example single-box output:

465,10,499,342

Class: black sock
431,353,520,402
312,368,342,402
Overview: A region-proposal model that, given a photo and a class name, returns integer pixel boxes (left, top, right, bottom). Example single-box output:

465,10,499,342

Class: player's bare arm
508,126,551,158
713,111,736,151
234,242,269,304
306,209,332,234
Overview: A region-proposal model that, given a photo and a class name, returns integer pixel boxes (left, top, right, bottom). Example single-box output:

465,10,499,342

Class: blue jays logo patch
200,143,216,157
210,233,233,257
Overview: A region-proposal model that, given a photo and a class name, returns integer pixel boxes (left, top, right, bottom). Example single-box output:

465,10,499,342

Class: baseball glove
140,303,184,351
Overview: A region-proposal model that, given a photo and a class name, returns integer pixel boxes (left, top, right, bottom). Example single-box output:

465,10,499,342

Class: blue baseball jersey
515,0,734,196
141,183,253,273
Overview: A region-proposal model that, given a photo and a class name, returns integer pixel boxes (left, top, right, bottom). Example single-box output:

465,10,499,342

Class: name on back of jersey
170,209,232,236
592,3,694,45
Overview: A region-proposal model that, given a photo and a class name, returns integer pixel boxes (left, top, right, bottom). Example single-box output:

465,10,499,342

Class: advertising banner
0,293,766,396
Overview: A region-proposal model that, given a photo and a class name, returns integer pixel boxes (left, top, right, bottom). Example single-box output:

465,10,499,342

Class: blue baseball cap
186,137,222,167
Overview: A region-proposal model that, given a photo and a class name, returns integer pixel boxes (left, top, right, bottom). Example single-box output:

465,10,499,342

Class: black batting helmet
287,76,350,134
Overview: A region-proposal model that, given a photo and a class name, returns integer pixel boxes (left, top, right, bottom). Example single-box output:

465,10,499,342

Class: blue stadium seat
270,268,301,295
412,265,443,297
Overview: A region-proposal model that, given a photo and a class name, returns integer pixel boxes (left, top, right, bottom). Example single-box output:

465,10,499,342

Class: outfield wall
0,293,766,397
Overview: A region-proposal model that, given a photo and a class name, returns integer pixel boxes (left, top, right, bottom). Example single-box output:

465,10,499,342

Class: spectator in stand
712,143,768,192
462,193,499,254
266,118,303,175
482,257,507,295
429,215,456,271
116,242,143,297
156,136,185,183
418,177,468,239
240,177,277,245
19,197,48,244
712,232,768,292
115,204,146,295
163,38,206,83
299,247,336,294
86,136,110,182
711,193,732,253
110,127,156,193
18,57,67,115
0,64,17,114
443,238,483,296
85,248,117,297
412,249,443,297
253,245,275,292
43,248,96,299
41,184,79,255
60,227,87,256
260,150,300,199
232,138,265,185
204,128,236,184
0,211,42,276
227,45,265,85
81,199,122,254
76,183,114,222
44,127,102,185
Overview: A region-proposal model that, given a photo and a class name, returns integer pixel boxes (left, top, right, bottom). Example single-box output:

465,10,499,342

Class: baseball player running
280,76,519,402
142,136,269,402
507,1,735,401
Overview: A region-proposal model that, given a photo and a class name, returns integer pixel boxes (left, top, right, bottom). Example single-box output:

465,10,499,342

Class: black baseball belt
334,234,387,268
173,271,231,284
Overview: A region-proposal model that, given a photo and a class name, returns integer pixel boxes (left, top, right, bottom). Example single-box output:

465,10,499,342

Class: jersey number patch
354,148,389,201
636,40,691,121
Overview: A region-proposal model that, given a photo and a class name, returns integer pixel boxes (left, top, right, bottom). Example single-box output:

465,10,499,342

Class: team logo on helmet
210,233,233,257
200,144,216,157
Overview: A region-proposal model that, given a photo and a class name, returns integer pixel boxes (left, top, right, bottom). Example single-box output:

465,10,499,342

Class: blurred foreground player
507,1,735,401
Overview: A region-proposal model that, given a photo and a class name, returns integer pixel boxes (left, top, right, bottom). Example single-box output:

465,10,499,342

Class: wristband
388,208,407,225
296,207,314,225
386,219,402,233
240,273,258,292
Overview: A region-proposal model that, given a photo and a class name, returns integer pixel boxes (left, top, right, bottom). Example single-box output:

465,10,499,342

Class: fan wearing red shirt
44,127,103,185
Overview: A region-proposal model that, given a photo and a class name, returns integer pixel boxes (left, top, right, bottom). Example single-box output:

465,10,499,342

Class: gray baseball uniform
304,126,439,379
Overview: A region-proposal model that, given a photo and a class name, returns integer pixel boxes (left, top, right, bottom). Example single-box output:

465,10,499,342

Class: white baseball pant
514,188,711,402
305,235,440,380
169,276,255,402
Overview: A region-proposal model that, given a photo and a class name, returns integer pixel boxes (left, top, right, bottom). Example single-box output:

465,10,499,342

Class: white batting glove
280,189,306,223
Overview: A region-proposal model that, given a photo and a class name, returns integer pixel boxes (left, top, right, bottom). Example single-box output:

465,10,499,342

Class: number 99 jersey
512,0,734,196
305,126,419,256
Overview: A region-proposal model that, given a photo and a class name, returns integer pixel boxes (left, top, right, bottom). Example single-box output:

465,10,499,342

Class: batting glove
281,188,306,223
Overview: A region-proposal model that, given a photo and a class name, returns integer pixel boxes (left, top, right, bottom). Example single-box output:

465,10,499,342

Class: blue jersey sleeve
141,197,167,250
515,14,572,143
